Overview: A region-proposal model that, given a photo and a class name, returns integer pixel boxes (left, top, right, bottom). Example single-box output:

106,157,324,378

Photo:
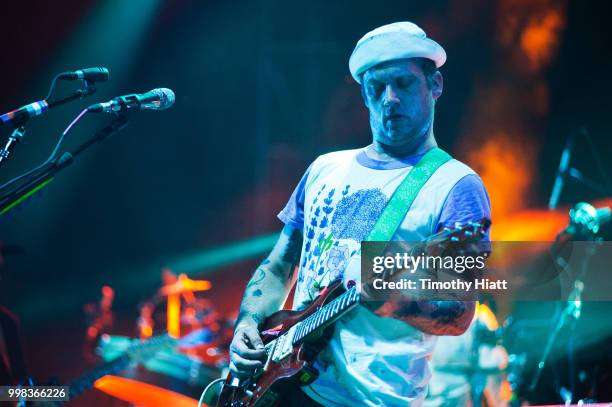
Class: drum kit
75,268,234,406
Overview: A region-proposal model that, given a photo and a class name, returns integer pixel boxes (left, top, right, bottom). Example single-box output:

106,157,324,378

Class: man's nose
383,85,400,106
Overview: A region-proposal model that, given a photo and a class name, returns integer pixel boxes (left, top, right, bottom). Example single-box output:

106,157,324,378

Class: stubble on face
362,59,437,157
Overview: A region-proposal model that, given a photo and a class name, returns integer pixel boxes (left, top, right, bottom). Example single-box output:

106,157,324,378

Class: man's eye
368,85,383,98
397,78,413,88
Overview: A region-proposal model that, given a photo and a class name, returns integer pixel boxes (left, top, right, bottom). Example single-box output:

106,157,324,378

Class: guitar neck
70,355,132,399
293,287,359,344
41,354,131,407
289,219,491,345
47,334,175,406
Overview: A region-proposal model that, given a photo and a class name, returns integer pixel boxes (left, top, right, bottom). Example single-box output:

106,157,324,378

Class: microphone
58,67,109,82
548,134,574,209
0,69,110,127
87,88,175,113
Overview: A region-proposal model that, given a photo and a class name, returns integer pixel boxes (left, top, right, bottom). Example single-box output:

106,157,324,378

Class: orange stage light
520,8,566,70
492,198,612,241
141,325,153,338
491,209,567,241
94,375,204,407
476,302,500,331
465,133,536,223
167,293,181,338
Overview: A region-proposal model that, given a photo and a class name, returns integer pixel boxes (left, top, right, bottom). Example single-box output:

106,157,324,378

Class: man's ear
360,84,369,108
431,71,443,100
359,82,370,110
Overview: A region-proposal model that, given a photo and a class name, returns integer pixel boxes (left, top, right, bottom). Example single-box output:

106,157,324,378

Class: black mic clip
77,84,97,99
55,67,110,102
58,67,109,84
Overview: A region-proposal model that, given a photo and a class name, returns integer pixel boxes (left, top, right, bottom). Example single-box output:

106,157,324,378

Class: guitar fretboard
292,287,359,344
49,334,175,406
67,354,131,400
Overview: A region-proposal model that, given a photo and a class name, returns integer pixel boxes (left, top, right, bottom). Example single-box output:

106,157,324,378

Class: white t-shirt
278,147,491,406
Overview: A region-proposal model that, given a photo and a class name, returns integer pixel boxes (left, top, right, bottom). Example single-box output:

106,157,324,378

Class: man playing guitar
228,22,491,406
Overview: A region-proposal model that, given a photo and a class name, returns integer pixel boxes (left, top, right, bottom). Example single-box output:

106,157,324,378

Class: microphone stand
0,84,96,168
0,114,129,217
527,230,599,404
547,130,609,210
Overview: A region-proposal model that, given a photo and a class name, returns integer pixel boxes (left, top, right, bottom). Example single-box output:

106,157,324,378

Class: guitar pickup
271,325,297,362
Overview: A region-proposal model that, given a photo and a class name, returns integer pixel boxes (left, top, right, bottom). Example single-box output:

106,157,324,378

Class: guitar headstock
425,218,491,255
442,218,491,243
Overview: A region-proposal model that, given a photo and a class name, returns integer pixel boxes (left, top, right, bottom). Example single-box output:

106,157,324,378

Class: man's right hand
229,320,267,378
228,225,303,378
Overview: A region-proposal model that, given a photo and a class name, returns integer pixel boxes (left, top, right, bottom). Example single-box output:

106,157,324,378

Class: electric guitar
216,218,491,407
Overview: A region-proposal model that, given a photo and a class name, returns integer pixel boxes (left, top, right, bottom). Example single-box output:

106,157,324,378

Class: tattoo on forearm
244,264,267,292
236,308,265,327
281,229,303,265
428,301,467,325
393,300,471,335
398,301,466,319
235,232,303,328
249,268,266,286
238,263,271,323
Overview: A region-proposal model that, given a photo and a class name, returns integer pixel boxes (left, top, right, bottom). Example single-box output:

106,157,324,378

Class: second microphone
88,88,175,113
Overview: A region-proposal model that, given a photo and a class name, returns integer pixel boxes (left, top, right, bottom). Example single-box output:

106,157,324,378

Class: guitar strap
366,147,452,242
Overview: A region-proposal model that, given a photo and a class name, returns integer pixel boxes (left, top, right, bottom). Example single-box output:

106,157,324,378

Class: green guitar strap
366,147,452,242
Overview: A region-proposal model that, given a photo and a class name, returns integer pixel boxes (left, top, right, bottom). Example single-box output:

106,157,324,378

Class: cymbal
159,274,212,296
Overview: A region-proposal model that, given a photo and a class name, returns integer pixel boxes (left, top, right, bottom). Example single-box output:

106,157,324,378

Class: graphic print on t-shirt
299,183,388,302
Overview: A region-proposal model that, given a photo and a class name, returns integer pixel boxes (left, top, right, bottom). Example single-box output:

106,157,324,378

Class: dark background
0,0,611,404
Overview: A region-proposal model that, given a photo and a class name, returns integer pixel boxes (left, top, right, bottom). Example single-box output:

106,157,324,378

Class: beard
372,112,433,150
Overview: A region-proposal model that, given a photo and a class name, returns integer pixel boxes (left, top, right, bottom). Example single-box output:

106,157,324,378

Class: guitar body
216,280,346,407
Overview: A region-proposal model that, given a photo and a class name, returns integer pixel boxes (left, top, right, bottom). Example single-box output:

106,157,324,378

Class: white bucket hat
349,22,447,84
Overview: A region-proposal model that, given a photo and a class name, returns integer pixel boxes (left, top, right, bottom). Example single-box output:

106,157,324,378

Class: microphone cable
0,108,89,199
198,377,225,407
